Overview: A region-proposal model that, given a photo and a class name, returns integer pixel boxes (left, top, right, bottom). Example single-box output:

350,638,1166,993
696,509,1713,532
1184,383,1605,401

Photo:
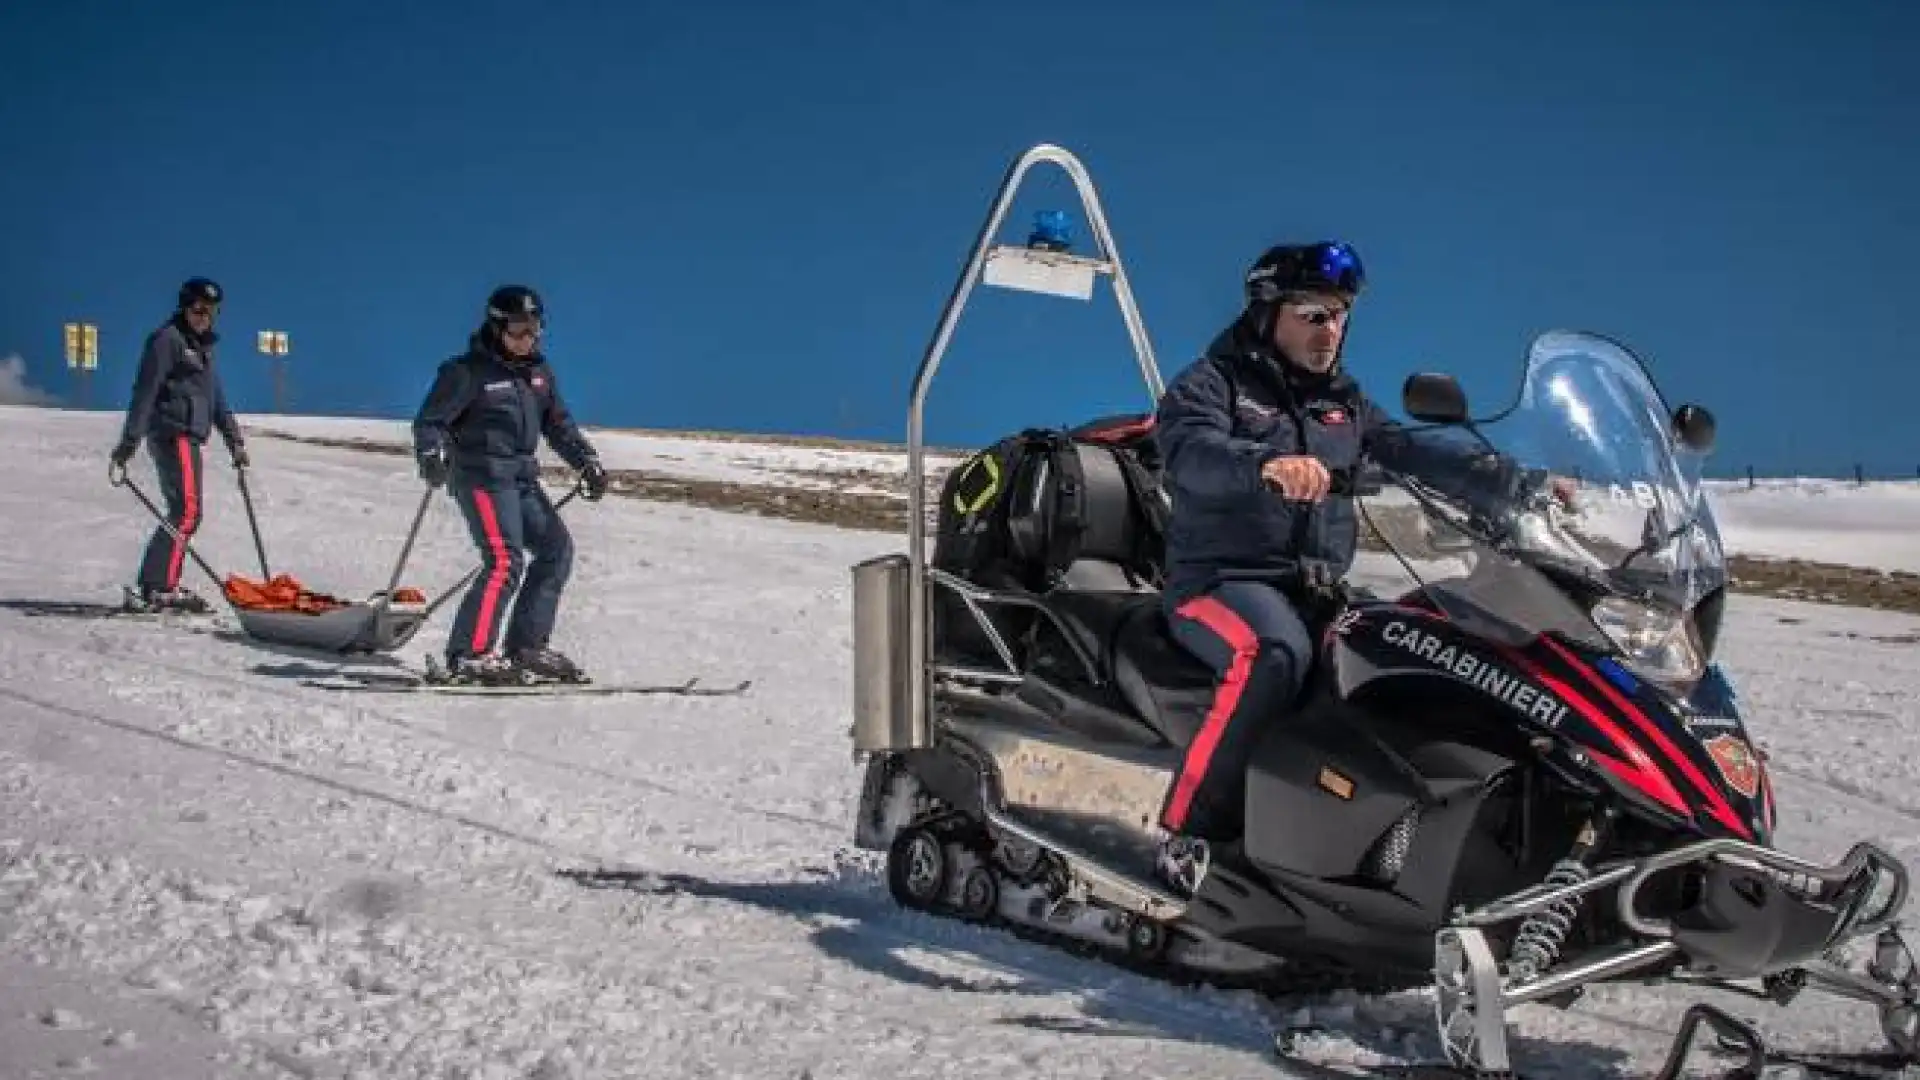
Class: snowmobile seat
1033,589,1218,747
1106,599,1220,747
1009,442,1218,748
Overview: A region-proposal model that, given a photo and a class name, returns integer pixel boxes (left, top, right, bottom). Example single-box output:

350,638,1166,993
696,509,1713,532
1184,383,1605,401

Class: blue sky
1,0,1913,477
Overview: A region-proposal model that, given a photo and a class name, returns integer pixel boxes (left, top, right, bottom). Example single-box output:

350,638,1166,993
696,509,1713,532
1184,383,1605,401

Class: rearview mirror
1402,373,1470,425
1672,403,1715,453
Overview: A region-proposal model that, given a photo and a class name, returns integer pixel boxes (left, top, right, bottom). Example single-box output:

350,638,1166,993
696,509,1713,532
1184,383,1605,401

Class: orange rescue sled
109,466,583,656
224,572,435,653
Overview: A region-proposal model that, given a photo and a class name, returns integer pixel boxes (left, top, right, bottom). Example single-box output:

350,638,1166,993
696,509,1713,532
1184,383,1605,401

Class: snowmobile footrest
977,785,1189,922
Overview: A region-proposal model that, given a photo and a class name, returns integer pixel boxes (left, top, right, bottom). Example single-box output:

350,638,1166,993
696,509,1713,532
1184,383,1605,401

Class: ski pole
369,485,437,619
108,461,226,594
235,465,272,580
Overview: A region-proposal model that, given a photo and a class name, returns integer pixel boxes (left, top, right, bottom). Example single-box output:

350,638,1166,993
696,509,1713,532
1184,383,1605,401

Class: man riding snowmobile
849,148,1920,1075
1152,240,1574,896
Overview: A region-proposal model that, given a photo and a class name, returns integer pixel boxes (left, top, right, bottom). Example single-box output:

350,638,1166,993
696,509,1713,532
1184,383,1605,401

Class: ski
299,671,752,698
0,599,219,621
1267,1058,1500,1080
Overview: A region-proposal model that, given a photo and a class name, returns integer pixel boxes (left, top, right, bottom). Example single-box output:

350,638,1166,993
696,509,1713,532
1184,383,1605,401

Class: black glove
581,461,608,501
110,439,138,468
230,442,250,469
417,447,449,488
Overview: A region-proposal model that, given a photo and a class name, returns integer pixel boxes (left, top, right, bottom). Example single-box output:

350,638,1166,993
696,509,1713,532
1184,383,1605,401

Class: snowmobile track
883,813,1415,1005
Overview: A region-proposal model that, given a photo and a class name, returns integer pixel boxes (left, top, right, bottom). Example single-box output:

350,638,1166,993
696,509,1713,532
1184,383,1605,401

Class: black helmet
1244,241,1366,305
178,277,222,310
484,285,545,328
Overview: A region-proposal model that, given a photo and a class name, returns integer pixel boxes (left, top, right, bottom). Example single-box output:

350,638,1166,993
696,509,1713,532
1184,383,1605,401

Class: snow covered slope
1704,478,1920,574
2,404,1919,1078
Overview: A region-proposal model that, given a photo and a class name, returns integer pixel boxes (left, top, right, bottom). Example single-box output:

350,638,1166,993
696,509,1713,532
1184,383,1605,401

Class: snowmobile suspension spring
1507,857,1591,982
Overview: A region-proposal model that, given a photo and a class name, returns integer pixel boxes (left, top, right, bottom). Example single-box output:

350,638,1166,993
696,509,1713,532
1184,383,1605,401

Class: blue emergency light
1027,210,1073,251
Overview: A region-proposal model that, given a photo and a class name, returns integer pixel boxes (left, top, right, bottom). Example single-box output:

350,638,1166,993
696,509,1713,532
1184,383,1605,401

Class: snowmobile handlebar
1220,466,1384,592
1332,463,1385,497
1260,462,1384,498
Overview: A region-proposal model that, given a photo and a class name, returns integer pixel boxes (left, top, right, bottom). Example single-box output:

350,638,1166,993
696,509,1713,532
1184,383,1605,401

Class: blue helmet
1244,241,1366,305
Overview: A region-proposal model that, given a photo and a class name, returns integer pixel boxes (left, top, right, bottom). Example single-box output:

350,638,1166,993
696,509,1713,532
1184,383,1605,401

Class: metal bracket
1435,926,1516,1075
904,143,1164,749
1652,1003,1767,1080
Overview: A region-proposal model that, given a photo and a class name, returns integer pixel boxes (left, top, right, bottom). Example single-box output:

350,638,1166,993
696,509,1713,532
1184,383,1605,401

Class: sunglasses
185,304,219,318
501,322,542,342
1283,301,1349,327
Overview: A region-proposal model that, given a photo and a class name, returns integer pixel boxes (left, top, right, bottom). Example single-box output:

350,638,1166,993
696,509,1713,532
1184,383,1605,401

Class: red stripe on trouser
165,435,200,589
1163,595,1261,831
469,490,511,655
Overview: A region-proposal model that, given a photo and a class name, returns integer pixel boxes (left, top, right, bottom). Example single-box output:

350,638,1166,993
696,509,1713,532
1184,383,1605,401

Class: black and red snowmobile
841,145,1920,1078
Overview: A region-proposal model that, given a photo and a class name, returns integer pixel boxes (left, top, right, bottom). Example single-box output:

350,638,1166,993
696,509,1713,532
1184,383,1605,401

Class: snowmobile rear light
1590,598,1704,690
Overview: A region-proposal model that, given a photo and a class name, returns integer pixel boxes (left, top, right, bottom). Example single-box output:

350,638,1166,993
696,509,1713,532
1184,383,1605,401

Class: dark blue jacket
1156,323,1516,602
411,335,600,486
118,318,243,450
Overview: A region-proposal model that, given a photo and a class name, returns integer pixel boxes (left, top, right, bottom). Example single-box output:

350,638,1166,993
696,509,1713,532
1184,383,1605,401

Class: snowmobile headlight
1590,597,1705,689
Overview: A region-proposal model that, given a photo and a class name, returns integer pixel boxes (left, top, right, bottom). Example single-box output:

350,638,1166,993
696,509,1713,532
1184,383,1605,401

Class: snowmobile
847,145,1920,1076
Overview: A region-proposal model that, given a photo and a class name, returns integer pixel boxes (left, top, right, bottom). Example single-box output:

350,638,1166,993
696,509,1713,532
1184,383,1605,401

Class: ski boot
437,653,529,687
123,585,213,615
508,647,589,685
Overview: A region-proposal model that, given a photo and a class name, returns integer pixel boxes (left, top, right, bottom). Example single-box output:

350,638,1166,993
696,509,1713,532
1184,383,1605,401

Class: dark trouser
1160,580,1314,842
446,477,574,661
136,433,205,593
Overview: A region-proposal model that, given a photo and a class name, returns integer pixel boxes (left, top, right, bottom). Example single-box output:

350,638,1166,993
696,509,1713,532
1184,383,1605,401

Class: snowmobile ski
1267,1055,1517,1080
299,670,752,698
1271,1006,1915,1080
1645,1002,1920,1080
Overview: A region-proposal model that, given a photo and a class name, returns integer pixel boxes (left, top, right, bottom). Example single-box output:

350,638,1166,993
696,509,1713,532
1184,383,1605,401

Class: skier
110,277,250,613
411,285,609,686
1150,240,1573,896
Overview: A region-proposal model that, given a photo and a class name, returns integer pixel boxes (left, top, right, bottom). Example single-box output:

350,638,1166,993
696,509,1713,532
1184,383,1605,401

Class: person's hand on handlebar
1260,455,1332,501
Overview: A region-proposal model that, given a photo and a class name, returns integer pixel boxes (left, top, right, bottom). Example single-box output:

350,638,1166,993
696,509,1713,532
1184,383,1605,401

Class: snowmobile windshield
1355,329,1726,685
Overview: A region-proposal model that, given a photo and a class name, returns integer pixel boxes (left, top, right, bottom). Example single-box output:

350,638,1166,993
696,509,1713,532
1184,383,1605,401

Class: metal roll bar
901,143,1164,744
